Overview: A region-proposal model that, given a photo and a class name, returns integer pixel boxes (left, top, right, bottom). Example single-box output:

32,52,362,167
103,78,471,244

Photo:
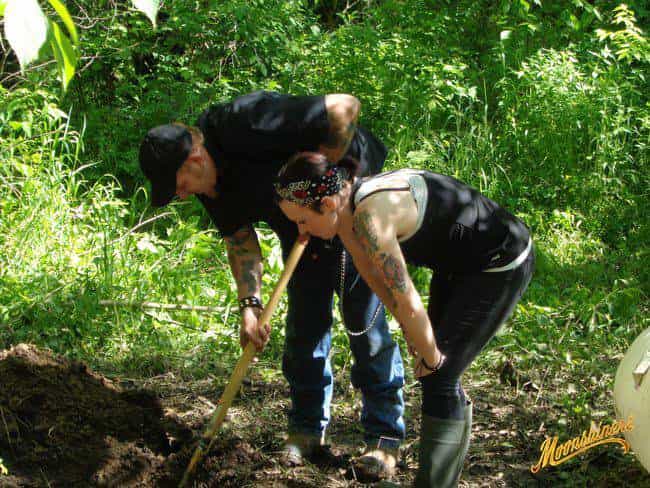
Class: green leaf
48,0,78,44
48,20,77,91
3,0,49,71
132,0,159,27
0,0,7,17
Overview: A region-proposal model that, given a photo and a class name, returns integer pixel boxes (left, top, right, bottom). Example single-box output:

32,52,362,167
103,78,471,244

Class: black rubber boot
413,400,472,488
455,400,472,481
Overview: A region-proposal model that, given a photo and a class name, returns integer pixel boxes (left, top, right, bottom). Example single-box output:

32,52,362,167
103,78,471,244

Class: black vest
352,170,530,273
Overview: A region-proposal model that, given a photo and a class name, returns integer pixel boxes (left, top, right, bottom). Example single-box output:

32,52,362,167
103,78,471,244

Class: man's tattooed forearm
353,211,379,255
240,259,259,294
225,227,253,256
225,227,260,294
379,252,407,293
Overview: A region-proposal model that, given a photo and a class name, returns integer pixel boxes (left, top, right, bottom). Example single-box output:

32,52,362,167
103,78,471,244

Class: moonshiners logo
531,416,634,473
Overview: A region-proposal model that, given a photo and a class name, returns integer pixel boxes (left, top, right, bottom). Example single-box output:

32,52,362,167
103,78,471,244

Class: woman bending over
274,152,534,487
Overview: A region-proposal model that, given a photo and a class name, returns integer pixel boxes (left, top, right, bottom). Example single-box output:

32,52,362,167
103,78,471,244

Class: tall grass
0,0,647,407
0,87,271,375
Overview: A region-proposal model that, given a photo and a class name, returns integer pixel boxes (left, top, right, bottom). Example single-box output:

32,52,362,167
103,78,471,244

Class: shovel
179,235,309,487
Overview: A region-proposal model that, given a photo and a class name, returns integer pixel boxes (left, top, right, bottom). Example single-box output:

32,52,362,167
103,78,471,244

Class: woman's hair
275,152,360,211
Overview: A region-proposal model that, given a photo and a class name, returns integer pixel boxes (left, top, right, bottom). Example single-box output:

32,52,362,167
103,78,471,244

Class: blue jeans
274,221,405,443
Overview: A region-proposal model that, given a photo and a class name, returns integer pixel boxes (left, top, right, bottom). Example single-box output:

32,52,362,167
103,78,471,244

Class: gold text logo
531,416,634,473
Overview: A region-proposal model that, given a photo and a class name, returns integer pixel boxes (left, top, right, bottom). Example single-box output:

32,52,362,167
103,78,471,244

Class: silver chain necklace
339,248,382,336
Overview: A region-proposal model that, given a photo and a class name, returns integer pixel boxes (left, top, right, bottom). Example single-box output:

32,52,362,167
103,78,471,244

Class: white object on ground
614,327,650,473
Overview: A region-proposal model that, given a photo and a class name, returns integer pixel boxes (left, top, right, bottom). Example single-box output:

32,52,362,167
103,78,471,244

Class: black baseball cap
139,124,193,206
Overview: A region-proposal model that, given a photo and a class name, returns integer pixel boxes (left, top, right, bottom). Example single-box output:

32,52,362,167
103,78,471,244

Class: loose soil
0,344,647,487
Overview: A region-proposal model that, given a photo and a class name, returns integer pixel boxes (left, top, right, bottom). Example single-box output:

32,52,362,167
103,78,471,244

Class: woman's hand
413,347,445,379
400,322,443,378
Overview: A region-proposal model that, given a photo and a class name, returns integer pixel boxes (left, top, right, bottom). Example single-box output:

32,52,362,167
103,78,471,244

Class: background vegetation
1,0,648,484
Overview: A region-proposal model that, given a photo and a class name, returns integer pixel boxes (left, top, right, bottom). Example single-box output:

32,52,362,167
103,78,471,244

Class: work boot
352,436,400,482
279,431,324,466
413,400,472,488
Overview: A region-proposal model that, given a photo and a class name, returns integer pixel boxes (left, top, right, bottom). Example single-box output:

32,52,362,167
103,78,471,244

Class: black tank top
351,170,530,273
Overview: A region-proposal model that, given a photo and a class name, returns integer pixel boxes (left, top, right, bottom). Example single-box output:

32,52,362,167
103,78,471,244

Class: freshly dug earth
0,344,266,487
1,344,648,487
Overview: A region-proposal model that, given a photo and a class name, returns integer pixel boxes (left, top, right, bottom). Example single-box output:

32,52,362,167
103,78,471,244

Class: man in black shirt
139,91,404,478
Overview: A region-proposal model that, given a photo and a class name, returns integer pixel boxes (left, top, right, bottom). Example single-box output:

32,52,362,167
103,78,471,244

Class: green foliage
0,84,239,371
596,3,650,63
0,0,157,91
0,1,648,449
48,18,76,90
48,0,78,44
2,0,80,90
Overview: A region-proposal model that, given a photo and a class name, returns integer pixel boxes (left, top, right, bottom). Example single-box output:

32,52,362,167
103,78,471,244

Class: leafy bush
0,1,647,402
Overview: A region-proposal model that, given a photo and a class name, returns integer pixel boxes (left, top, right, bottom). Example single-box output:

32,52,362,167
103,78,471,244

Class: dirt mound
0,344,267,487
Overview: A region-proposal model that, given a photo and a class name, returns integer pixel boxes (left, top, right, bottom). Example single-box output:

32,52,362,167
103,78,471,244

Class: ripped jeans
420,250,535,420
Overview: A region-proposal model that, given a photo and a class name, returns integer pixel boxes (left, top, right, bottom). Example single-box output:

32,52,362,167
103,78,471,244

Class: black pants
420,250,535,420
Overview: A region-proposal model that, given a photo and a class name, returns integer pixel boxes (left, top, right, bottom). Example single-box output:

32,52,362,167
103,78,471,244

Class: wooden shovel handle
180,235,309,487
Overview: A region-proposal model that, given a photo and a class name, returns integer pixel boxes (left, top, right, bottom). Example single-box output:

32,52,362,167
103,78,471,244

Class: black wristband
421,353,445,373
239,296,263,313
